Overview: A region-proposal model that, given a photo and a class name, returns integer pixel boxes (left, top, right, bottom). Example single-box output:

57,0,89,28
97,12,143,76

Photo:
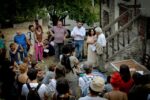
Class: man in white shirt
95,27,106,72
71,21,86,61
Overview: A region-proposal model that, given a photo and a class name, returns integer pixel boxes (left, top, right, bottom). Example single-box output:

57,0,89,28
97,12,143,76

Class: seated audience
104,72,128,100
21,68,48,100
79,76,107,100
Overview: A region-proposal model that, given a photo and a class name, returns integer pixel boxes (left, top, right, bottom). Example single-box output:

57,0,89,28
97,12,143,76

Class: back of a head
83,62,93,74
119,64,131,82
19,63,28,73
55,64,66,79
31,60,37,68
110,72,122,88
95,27,103,33
56,78,69,95
62,44,72,54
27,68,38,81
132,72,142,85
48,64,56,72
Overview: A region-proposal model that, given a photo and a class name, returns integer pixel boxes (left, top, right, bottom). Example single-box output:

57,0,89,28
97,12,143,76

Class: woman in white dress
86,28,97,67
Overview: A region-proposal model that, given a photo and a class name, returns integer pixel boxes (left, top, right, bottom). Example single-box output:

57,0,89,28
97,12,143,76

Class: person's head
28,25,34,32
23,57,29,64
132,72,142,85
16,31,22,35
62,44,71,55
56,78,70,94
10,43,15,51
83,61,93,74
37,68,44,81
57,20,63,28
55,64,66,79
88,28,95,36
36,26,42,32
48,64,56,72
89,76,105,95
35,19,39,25
27,68,38,81
56,78,70,99
110,72,122,88
31,60,37,68
95,27,103,35
77,21,83,28
19,63,28,74
119,64,131,82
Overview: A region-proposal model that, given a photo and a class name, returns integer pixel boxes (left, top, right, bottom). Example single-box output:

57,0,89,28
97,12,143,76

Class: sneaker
41,60,44,63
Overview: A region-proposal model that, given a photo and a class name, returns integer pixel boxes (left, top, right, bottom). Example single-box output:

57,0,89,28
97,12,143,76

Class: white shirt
79,74,94,91
47,79,56,95
97,33,106,47
26,31,35,45
21,83,48,100
71,26,86,40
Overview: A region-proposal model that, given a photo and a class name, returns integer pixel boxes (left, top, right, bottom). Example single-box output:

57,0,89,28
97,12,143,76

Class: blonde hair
19,63,28,73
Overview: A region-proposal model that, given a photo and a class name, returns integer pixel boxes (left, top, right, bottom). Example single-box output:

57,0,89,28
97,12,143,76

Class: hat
95,27,103,33
90,76,105,92
110,72,122,88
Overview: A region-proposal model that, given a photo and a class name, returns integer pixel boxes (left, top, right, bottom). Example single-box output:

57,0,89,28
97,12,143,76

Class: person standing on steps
71,20,86,61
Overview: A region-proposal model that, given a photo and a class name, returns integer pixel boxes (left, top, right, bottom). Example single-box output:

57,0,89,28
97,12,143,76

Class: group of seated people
1,43,150,100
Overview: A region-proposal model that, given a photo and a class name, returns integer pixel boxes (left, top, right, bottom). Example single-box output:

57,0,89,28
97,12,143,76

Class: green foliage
0,0,100,26
49,0,100,25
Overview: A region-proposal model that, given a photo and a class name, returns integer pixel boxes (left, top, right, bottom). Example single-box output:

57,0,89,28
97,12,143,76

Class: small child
9,43,20,64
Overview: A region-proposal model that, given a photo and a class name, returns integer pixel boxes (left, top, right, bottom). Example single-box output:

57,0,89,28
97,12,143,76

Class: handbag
95,43,103,55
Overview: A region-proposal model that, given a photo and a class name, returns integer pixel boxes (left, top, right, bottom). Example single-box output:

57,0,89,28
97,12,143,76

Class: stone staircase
102,9,141,62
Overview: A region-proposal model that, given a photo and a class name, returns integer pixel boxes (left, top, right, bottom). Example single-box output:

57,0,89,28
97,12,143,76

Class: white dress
86,36,97,67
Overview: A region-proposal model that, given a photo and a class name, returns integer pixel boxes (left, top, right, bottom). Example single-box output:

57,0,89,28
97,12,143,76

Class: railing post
106,42,109,60
117,34,120,50
112,38,115,54
122,31,125,47
127,28,130,44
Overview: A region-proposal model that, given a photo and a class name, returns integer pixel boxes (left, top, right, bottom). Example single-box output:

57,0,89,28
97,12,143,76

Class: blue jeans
74,40,84,60
19,46,27,61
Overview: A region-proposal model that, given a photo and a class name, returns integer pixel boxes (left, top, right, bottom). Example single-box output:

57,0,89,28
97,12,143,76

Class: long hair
119,64,131,82
52,78,71,100
88,28,96,36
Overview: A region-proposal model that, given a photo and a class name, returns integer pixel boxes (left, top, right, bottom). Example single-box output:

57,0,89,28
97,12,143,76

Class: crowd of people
0,19,150,100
